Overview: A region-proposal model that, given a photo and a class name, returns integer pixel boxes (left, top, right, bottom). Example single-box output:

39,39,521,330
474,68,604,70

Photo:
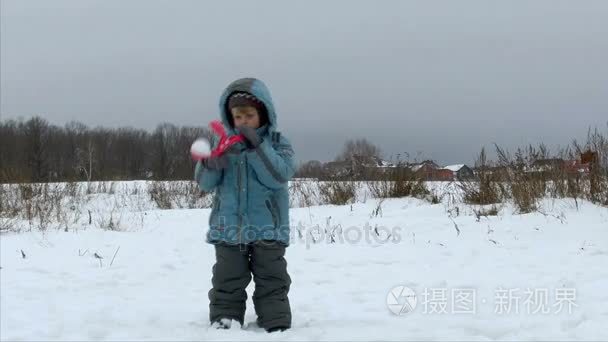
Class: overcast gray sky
1,0,607,165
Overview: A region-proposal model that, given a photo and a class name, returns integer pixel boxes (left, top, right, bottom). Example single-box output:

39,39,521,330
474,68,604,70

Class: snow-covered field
1,182,608,340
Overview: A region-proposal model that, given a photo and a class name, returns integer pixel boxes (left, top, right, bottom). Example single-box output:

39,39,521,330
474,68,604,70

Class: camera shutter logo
387,286,417,315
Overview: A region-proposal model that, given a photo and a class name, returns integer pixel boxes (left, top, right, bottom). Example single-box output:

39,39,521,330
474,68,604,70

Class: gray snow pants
208,240,292,330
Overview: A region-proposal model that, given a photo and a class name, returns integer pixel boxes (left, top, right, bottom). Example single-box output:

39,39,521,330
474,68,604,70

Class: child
194,78,295,333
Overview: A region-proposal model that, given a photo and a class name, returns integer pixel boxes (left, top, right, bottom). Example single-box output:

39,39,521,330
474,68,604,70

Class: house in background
529,158,565,173
410,160,440,180
440,164,475,181
473,165,509,178
323,154,396,180
564,159,591,175
530,150,596,176
409,161,475,181
434,168,454,181
581,150,598,165
567,149,598,175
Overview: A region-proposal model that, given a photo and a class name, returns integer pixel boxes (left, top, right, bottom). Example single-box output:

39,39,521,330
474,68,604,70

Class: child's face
231,106,260,129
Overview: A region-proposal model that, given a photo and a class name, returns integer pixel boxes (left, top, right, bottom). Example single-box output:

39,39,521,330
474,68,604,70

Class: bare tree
75,139,95,181
335,138,382,162
0,120,21,182
150,123,181,180
24,117,50,182
295,160,324,179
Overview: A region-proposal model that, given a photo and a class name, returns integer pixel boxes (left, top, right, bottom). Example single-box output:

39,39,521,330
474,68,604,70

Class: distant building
529,158,565,173
434,168,454,181
440,164,475,181
409,161,474,181
581,150,598,165
323,160,353,179
529,156,592,176
322,154,397,180
410,160,440,180
564,160,591,175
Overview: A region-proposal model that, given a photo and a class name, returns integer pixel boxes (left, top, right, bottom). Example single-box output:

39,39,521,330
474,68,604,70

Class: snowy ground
2,191,608,340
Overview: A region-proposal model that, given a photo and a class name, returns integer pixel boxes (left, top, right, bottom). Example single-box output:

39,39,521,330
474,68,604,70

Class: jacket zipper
237,159,242,243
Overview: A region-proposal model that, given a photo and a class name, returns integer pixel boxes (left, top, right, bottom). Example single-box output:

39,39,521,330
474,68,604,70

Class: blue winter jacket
194,78,295,246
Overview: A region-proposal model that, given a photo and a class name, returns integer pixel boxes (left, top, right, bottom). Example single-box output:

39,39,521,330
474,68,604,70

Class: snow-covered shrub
368,168,431,200
147,181,211,210
318,181,358,205
289,179,320,207
584,125,608,206
460,148,503,206
148,181,173,209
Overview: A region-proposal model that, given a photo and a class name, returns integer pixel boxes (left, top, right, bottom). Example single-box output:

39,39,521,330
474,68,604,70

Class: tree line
0,117,212,183
1,116,388,183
